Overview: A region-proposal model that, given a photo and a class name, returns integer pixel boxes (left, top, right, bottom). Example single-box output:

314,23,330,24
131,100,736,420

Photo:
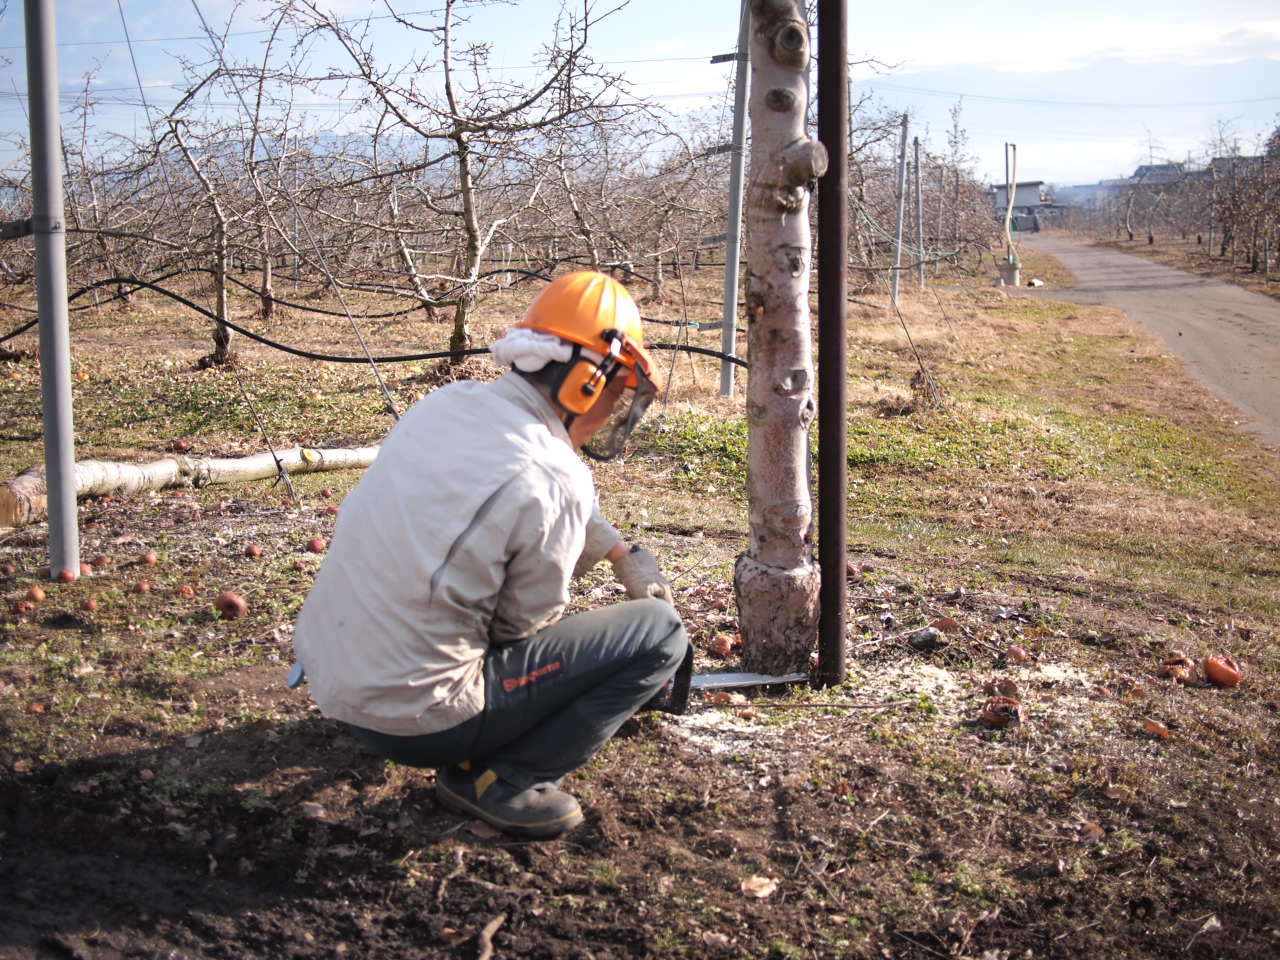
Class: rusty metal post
816,0,847,687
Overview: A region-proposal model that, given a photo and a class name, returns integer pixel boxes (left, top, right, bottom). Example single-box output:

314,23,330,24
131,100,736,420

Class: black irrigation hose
3,264,706,340
649,342,747,368
0,316,38,343
1,266,194,324
225,266,555,318
58,276,749,369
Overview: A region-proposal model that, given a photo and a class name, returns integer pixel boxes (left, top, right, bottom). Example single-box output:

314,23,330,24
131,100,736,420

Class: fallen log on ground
0,446,380,529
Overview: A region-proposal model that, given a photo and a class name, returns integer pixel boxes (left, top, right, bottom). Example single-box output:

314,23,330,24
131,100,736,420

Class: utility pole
933,163,945,278
1209,171,1216,256
890,114,908,304
24,0,79,579
953,167,961,251
1264,155,1271,276
816,0,847,688
1001,142,1019,285
719,0,751,397
913,136,925,288
1231,159,1238,267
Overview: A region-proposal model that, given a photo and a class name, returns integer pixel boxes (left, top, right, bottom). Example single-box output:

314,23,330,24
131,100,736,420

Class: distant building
990,180,1061,231
1129,162,1185,184
991,180,1049,215
1054,183,1111,207
1054,158,1264,203
1201,156,1264,179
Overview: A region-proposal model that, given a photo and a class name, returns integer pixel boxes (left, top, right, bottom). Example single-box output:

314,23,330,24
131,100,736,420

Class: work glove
611,546,674,606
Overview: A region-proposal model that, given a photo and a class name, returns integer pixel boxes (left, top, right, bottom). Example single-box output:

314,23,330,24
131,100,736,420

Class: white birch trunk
734,0,827,675
0,447,380,530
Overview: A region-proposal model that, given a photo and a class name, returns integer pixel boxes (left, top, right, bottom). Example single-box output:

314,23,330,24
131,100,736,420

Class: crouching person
292,272,687,838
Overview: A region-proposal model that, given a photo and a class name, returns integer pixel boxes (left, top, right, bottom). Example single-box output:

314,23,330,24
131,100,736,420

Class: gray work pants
345,598,687,789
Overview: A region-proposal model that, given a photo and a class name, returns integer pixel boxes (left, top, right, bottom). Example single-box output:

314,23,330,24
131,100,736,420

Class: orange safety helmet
519,271,659,460
519,272,657,409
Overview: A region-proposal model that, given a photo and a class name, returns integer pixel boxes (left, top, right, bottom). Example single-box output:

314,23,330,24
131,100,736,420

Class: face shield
581,353,658,462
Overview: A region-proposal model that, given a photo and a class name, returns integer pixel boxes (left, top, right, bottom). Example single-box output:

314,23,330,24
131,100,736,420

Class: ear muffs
551,345,613,416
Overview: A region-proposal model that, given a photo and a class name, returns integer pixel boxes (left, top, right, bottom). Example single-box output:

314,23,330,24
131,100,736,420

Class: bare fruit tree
734,0,827,675
284,0,636,361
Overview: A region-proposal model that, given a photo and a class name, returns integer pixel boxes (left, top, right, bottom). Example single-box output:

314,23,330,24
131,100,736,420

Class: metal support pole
1004,142,1011,256
1262,156,1270,276
913,136,925,288
890,114,908,304
24,0,78,579
1209,176,1216,255
719,0,751,397
1230,159,1238,266
816,0,847,688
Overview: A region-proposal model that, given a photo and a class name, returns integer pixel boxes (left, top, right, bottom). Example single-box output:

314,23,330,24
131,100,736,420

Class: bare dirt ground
1021,232,1280,450
2,265,1280,959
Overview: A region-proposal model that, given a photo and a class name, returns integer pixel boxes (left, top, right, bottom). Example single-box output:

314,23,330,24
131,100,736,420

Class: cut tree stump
0,446,379,529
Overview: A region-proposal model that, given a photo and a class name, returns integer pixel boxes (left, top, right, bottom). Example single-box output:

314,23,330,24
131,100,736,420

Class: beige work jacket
293,373,616,735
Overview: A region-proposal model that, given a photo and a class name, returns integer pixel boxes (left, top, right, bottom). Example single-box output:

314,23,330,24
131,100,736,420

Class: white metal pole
1003,142,1017,263
913,136,925,288
890,114,908,304
24,0,79,579
720,0,751,396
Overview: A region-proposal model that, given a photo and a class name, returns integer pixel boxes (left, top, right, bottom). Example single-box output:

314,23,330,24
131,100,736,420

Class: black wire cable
3,264,739,348
223,266,553,317
44,276,748,368
0,316,38,343
649,342,747,367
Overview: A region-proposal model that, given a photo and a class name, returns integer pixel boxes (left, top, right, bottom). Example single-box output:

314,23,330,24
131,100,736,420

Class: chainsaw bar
643,646,809,715
690,671,809,691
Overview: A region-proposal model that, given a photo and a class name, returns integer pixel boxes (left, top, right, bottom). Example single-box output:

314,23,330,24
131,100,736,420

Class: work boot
435,765,583,839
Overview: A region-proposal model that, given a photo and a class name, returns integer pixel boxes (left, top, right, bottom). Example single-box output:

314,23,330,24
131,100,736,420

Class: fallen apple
244,544,262,558
983,677,1020,698
133,581,151,594
1159,655,1196,684
140,551,158,566
91,555,110,569
1005,644,1030,664
215,590,248,620
82,597,99,613
79,563,93,577
319,488,333,499
323,505,340,517
0,562,15,577
306,537,327,554
56,568,77,583
13,599,33,615
1203,654,1242,688
178,585,195,598
708,632,735,657
1144,719,1172,740
981,695,1023,729
26,585,45,603
292,558,309,572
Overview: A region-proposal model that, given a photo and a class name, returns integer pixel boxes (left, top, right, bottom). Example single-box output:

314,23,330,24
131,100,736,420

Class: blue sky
0,0,1277,187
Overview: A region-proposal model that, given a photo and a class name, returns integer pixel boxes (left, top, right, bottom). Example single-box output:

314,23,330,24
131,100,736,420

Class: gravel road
1021,233,1280,448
